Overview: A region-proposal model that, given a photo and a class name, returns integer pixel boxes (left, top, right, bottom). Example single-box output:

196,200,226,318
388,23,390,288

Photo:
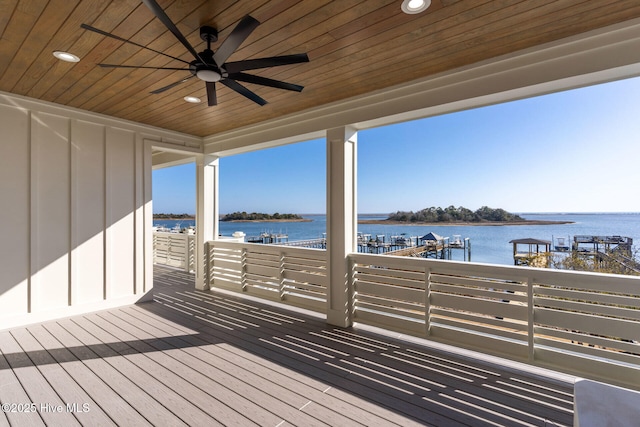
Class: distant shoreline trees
153,213,194,219
220,211,304,221
386,206,525,223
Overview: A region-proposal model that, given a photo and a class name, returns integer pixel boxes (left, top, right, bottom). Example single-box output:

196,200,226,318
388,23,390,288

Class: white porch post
326,126,357,327
195,154,219,290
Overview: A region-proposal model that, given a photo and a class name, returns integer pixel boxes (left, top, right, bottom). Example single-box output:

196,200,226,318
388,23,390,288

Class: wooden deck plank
129,304,410,425
0,266,574,427
131,302,420,425
0,348,45,427
146,289,573,426
126,304,419,427
155,293,438,426
107,308,335,426
144,295,473,426
231,292,572,422
0,331,80,426
117,306,372,425
163,311,508,426
90,309,288,427
138,296,432,425
67,313,227,427
27,323,152,427
52,318,190,426
150,267,574,426
9,327,115,426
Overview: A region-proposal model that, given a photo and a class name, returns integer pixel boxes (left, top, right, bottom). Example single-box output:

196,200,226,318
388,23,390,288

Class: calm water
154,213,640,266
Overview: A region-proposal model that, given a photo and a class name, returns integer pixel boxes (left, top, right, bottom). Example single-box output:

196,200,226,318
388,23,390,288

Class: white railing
350,253,640,390
153,232,195,272
205,240,327,313
201,242,640,389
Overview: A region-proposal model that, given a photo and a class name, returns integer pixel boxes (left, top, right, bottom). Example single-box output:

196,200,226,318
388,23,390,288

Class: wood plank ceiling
2,0,640,138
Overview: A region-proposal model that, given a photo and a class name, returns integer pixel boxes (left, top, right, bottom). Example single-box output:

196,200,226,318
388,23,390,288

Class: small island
153,213,194,220
359,206,574,226
220,211,311,222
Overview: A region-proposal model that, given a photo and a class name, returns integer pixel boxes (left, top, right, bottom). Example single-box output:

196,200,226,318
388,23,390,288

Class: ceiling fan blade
220,79,267,106
98,64,188,70
150,75,195,94
213,15,260,67
224,54,309,73
206,81,217,106
228,73,303,92
81,23,190,65
141,0,207,64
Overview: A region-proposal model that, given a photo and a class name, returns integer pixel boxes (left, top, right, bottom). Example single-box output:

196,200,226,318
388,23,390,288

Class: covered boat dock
509,238,552,267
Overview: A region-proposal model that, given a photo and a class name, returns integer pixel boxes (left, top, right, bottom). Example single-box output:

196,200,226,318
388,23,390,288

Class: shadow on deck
0,265,574,426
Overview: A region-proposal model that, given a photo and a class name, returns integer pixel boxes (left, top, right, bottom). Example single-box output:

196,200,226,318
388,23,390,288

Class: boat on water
391,233,415,246
247,232,289,244
554,236,570,251
153,223,195,234
450,234,464,248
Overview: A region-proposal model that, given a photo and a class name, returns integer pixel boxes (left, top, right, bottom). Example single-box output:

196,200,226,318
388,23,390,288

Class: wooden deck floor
0,266,574,426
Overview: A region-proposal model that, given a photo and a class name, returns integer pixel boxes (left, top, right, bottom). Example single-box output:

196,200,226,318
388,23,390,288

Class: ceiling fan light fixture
53,51,80,62
196,69,221,82
184,96,201,103
401,0,431,14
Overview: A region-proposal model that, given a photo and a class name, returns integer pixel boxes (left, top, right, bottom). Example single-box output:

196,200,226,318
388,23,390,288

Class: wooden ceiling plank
309,0,503,61
3,0,640,137
79,0,436,125
51,1,195,107
105,2,332,122
227,0,350,59
249,0,300,24
327,0,437,41
204,0,523,114
72,37,191,111
142,0,636,135
15,0,48,16
231,0,382,62
300,0,633,110
80,0,272,114
0,0,80,93
80,1,231,113
110,2,392,123
0,0,48,88
356,0,622,89
50,3,164,105
22,0,114,99
39,1,144,102
0,0,19,37
172,0,636,136
272,0,546,99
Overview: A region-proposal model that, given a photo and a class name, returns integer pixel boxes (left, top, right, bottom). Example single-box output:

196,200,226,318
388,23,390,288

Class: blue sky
153,76,640,215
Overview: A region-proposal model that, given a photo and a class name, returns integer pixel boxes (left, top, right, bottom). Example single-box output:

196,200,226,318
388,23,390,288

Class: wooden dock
0,266,574,426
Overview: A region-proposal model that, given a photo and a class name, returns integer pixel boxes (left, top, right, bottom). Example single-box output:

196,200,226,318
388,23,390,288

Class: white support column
326,126,357,327
195,154,219,290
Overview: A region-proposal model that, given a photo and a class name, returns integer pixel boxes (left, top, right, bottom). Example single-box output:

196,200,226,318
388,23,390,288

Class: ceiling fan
81,0,309,106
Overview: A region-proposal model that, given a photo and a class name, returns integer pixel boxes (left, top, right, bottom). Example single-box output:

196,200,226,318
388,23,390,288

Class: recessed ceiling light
53,51,80,62
401,0,431,14
184,96,202,104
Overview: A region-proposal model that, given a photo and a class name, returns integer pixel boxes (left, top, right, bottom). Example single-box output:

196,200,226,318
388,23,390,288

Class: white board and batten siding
0,94,200,330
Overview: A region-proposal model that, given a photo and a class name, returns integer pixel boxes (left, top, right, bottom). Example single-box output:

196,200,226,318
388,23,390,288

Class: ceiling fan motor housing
191,26,225,82
200,26,218,43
